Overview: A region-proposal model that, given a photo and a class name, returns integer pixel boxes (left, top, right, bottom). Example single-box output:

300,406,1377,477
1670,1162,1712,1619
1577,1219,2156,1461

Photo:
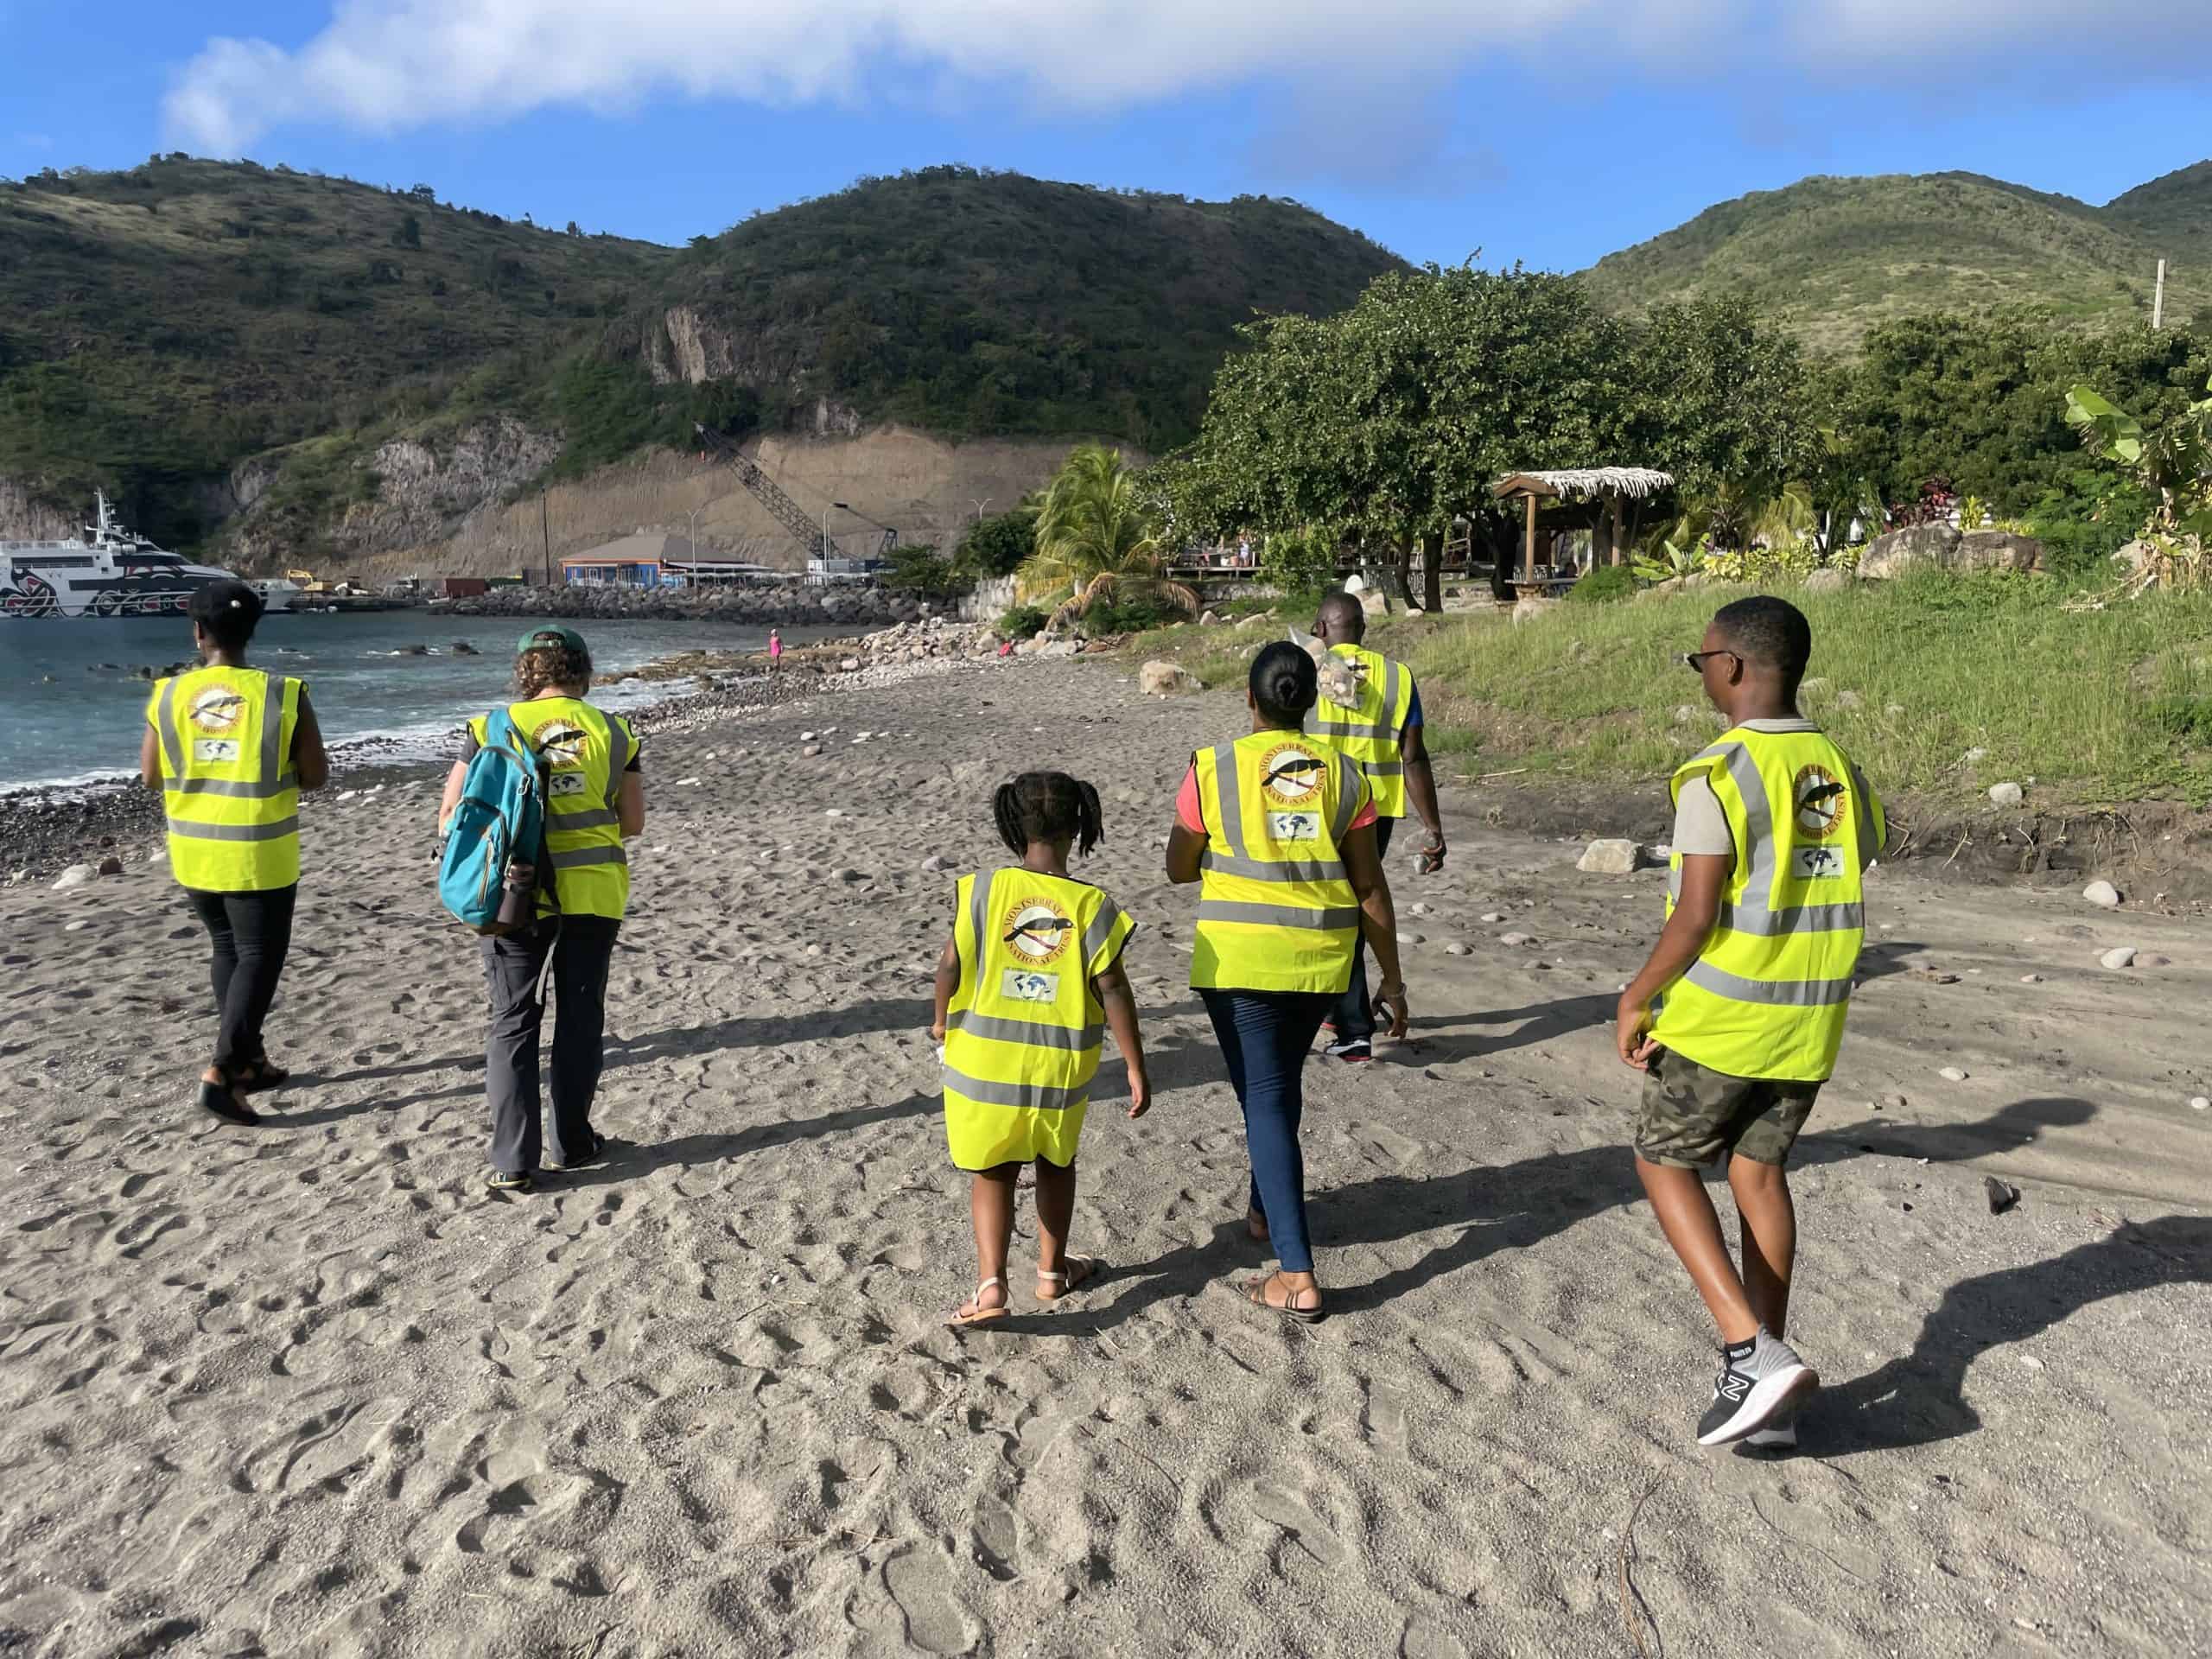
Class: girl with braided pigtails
931,772,1150,1326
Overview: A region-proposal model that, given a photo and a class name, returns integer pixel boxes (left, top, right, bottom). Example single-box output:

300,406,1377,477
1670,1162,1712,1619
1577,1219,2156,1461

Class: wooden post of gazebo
1491,468,1676,596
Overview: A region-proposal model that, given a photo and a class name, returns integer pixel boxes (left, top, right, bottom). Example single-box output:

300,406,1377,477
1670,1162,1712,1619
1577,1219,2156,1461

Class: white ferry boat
0,494,238,620
248,577,304,613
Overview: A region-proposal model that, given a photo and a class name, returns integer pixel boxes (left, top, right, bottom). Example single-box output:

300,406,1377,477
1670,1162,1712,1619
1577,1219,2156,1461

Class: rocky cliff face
226,416,560,569
0,478,80,543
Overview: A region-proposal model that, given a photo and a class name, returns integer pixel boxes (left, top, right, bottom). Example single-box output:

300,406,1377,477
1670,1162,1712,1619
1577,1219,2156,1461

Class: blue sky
4,1,2209,270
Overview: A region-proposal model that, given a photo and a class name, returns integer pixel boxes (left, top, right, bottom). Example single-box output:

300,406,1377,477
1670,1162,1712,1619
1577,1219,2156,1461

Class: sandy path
0,656,2205,1658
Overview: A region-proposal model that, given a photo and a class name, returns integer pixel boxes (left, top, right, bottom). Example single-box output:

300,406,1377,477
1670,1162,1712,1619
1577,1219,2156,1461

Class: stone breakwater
442,582,924,627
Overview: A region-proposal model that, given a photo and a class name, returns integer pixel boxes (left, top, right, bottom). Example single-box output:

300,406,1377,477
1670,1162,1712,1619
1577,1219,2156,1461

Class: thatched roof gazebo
1492,467,1675,588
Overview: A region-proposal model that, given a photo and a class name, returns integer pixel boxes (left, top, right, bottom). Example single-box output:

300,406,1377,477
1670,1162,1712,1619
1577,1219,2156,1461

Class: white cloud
162,0,2205,168
162,0,1736,158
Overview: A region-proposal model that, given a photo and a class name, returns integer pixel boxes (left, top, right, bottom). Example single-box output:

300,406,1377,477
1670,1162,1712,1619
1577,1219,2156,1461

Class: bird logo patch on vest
1793,765,1848,840
537,721,590,767
1260,740,1328,842
188,686,247,734
999,897,1073,1003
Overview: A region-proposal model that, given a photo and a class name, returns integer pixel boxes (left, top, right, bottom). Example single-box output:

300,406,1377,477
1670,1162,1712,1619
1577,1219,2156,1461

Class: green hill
1580,169,2203,352
640,167,1405,450
0,157,674,546
2104,161,2212,265
0,159,1402,554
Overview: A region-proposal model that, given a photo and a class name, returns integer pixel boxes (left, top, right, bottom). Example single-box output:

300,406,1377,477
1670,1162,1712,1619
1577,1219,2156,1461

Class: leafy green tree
2066,377,2212,538
954,507,1037,579
1017,444,1196,627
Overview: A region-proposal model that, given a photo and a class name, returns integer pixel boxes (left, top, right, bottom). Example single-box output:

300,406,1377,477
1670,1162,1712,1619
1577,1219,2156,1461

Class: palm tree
1016,444,1197,630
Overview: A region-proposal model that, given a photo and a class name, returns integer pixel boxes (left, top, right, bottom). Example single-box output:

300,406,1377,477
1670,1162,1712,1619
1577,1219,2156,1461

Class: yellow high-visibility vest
1311,643,1416,818
467,697,639,919
942,868,1135,1170
147,665,302,892
1190,730,1367,995
1651,726,1886,1082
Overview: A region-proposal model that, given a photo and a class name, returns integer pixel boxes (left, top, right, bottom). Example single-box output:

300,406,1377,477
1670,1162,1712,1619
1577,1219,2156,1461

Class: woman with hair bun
140,578,328,1126
1166,641,1409,1323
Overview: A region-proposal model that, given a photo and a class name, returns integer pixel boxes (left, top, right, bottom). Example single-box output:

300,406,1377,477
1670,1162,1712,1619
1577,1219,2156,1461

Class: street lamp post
822,501,852,560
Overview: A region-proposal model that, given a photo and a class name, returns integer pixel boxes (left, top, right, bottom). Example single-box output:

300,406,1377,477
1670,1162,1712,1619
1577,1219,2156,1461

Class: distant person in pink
767,627,783,673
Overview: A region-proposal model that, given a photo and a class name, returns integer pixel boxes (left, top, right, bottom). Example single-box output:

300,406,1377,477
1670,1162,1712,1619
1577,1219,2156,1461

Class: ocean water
0,609,805,792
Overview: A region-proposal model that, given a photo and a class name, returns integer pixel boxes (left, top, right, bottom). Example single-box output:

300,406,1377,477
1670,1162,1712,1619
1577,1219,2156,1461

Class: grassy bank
1130,575,2212,808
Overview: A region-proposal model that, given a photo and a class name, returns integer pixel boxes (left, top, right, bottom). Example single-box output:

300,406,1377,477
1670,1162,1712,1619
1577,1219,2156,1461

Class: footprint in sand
1400,1617,1469,1659
1358,1376,1409,1453
1246,1485,1347,1567
969,1494,1020,1583
882,1548,975,1656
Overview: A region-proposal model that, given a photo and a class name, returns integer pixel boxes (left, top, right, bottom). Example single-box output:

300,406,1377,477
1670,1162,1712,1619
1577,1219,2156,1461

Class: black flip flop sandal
196,1079,259,1126
486,1170,535,1194
231,1060,291,1094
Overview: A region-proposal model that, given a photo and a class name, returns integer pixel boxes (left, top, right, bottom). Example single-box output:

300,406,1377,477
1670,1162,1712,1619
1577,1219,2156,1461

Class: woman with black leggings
1166,642,1409,1322
140,580,328,1125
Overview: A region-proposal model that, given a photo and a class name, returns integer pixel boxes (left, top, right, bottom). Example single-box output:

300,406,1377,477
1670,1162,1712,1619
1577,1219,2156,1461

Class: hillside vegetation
646,167,1407,448
0,159,1401,555
0,157,671,546
1583,170,2207,352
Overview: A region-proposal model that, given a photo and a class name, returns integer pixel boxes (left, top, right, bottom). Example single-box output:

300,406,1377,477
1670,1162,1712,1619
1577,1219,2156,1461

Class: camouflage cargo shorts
1634,1046,1822,1169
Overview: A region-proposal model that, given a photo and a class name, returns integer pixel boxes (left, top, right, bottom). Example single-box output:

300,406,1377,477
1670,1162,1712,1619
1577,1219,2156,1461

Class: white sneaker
1744,1420,1798,1451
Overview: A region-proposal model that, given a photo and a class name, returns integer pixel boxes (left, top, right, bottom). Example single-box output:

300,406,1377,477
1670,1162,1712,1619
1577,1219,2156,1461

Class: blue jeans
1329,815,1395,1040
1200,988,1336,1274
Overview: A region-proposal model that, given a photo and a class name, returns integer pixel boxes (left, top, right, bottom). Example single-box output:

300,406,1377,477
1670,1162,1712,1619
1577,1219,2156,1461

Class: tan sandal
950,1277,1010,1327
1034,1257,1100,1303
1246,1272,1325,1325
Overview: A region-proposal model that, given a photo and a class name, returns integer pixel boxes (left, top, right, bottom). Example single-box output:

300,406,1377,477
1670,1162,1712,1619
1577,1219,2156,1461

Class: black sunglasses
1675,649,1741,671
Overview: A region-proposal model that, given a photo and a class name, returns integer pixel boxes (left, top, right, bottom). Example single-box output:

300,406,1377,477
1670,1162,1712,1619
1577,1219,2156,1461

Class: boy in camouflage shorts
1617,596,1884,1450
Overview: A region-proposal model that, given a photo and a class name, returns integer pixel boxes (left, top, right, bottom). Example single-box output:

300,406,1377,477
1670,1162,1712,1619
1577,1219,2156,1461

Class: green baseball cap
516,624,588,657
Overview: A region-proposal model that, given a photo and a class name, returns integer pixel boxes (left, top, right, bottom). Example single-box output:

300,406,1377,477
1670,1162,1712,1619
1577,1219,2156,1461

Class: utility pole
2153,258,2167,331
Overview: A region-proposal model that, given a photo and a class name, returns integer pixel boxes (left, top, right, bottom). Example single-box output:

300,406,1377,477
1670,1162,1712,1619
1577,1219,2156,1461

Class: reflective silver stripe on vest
941,1068,1086,1112
165,815,300,842
966,873,990,970
1198,853,1347,883
257,671,284,783
1198,899,1360,931
1330,753,1362,842
1361,760,1406,779
1684,739,1781,925
1682,960,1855,1007
164,773,296,799
152,677,183,779
550,843,629,870
946,1010,1100,1052
1207,742,1244,855
552,808,620,832
1080,904,1122,971
1717,899,1866,938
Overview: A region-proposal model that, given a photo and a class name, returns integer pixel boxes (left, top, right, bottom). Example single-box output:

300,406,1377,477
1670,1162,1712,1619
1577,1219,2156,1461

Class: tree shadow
602,996,937,1068
552,1090,942,1187
1039,1094,2103,1339
1817,1209,2211,1456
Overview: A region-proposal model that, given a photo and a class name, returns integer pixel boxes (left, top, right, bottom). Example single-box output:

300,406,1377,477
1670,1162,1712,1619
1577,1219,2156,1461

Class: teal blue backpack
438,708,552,935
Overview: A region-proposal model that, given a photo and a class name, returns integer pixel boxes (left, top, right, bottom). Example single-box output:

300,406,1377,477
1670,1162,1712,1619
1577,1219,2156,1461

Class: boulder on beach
1575,839,1646,875
1139,660,1204,697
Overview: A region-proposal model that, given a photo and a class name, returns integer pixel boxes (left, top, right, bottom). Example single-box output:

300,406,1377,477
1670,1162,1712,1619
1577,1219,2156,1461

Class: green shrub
956,510,1037,580
1080,594,1173,637
1566,564,1637,604
883,543,966,599
1262,525,1338,594
995,603,1048,639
